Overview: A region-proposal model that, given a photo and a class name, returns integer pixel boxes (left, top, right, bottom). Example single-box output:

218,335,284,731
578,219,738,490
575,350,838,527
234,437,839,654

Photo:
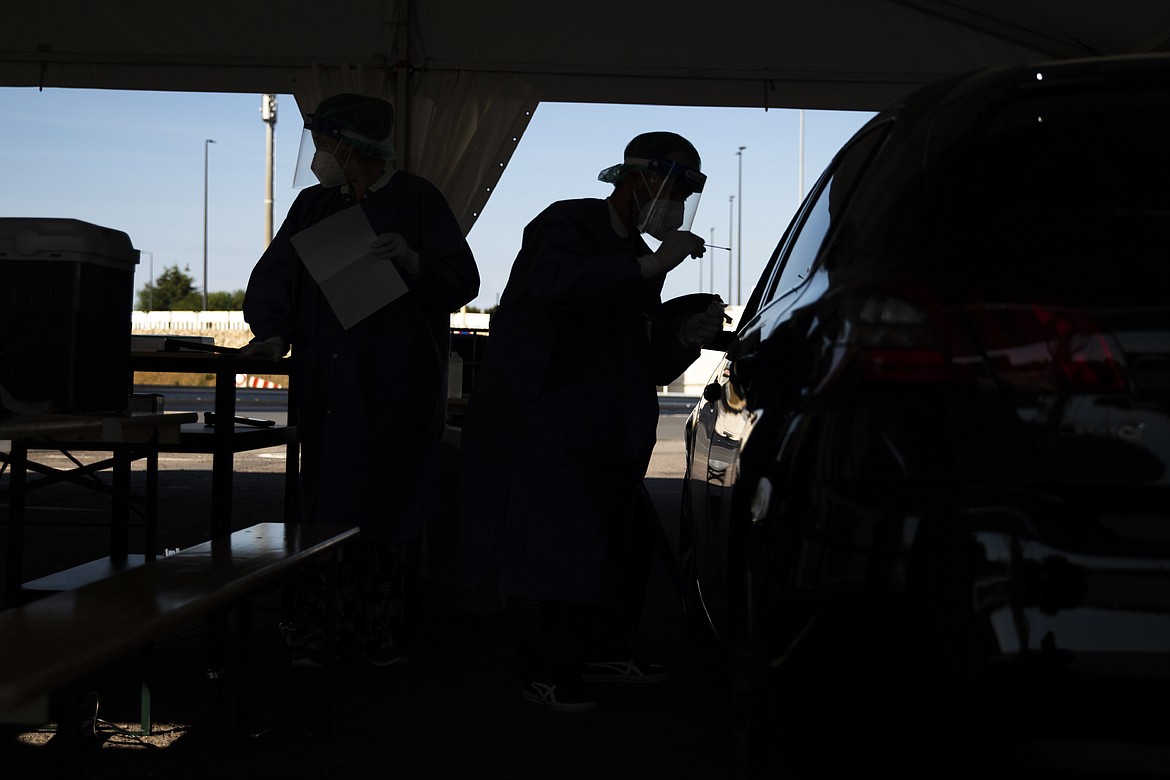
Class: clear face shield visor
292,113,396,188
600,157,706,242
292,115,345,189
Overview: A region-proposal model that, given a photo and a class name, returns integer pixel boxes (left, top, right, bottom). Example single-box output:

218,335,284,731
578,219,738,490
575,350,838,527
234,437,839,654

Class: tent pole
394,2,410,173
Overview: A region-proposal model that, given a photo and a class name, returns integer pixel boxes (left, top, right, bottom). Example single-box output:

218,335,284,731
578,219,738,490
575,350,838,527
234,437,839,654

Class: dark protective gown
460,198,699,606
244,171,478,545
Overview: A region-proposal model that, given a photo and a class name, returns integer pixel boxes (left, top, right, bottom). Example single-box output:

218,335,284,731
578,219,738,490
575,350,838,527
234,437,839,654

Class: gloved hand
679,297,728,348
370,232,421,275
238,335,288,359
637,231,705,278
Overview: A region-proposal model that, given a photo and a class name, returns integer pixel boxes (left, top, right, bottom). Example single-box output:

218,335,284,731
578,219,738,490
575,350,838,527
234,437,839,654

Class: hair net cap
597,157,706,194
597,131,703,190
307,93,397,160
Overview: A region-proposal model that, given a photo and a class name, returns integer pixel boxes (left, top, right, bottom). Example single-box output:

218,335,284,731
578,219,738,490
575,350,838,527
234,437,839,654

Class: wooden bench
0,521,359,776
0,410,199,607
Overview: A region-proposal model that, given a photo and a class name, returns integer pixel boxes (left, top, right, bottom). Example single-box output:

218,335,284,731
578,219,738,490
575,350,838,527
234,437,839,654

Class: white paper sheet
290,206,407,329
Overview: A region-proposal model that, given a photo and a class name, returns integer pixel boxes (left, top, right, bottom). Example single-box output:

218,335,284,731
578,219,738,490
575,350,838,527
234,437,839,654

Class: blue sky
0,88,871,310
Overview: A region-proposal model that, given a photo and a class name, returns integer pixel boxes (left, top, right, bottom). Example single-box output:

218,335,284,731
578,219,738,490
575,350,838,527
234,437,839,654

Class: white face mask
310,146,349,188
637,196,685,241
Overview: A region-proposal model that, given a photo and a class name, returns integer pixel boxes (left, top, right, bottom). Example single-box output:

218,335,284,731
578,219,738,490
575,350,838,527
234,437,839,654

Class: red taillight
852,295,972,383
966,304,1128,394
846,293,1127,393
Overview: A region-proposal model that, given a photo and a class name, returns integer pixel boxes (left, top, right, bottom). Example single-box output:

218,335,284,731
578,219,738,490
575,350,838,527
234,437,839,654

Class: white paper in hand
290,205,408,329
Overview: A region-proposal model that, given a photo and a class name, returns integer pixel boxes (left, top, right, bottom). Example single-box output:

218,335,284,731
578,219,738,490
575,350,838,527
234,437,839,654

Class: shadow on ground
1,472,731,779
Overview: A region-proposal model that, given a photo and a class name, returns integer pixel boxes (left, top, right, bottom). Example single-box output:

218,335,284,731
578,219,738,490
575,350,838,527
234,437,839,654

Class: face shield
292,112,396,189
599,156,706,241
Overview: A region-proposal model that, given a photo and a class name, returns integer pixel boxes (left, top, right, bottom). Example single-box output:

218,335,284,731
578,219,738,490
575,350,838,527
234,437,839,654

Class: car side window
759,122,890,308
770,187,830,300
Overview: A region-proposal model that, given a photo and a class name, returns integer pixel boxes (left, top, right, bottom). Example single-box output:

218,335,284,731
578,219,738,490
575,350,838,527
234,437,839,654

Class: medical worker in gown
461,131,726,710
243,93,479,666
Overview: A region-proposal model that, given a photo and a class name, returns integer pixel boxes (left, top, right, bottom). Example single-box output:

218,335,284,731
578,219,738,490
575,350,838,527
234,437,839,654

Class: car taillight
964,303,1128,394
853,295,974,383
848,293,1127,394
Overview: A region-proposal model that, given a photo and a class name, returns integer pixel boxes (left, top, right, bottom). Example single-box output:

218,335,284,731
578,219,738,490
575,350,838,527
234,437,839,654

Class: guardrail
131,310,493,331
130,307,741,396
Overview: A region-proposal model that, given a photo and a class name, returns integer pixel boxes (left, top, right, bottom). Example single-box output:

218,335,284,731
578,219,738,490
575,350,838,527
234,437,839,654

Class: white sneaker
580,658,670,683
522,678,598,712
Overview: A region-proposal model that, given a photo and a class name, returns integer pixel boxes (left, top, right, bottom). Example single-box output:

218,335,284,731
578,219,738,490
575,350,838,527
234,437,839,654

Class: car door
683,243,787,639
687,165,839,639
702,122,893,637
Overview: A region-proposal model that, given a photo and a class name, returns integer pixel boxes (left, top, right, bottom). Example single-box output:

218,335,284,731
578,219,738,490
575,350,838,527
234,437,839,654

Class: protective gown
244,171,478,545
460,198,699,606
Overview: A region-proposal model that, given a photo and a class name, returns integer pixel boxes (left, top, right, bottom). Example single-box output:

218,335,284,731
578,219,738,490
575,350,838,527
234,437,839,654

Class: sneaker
580,657,670,683
288,638,327,669
367,643,407,667
522,678,598,713
290,648,326,669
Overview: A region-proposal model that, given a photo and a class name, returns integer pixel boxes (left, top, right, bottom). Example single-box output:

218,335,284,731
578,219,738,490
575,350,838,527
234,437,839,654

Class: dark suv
681,55,1170,777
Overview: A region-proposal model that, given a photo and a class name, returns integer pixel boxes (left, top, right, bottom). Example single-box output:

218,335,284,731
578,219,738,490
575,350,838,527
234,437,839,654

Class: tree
207,290,245,310
137,264,201,311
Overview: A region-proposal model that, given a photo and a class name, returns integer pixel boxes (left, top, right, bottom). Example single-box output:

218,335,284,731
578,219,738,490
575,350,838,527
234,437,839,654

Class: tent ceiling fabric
5,1,1170,230
6,0,1170,110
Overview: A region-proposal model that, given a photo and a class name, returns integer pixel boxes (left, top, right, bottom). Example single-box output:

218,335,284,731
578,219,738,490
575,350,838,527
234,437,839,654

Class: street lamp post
798,110,806,205
709,228,715,294
707,228,715,292
141,250,154,310
203,138,216,311
736,146,745,305
728,195,734,302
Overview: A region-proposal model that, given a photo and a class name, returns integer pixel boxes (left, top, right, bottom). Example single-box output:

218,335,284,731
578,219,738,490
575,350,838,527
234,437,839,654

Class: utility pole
261,95,277,247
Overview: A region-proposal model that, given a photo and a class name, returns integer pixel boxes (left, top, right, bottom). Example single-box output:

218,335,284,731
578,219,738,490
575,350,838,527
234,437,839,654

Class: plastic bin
0,218,139,413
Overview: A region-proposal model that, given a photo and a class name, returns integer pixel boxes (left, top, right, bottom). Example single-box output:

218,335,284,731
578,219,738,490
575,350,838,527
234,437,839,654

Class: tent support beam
393,0,410,173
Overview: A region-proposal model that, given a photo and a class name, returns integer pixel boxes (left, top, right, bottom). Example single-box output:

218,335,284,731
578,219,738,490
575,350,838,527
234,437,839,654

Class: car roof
904,52,1170,124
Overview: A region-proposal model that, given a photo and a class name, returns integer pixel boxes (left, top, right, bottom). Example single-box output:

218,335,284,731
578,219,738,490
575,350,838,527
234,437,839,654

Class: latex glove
679,297,728,348
238,335,288,359
370,232,421,275
637,231,705,278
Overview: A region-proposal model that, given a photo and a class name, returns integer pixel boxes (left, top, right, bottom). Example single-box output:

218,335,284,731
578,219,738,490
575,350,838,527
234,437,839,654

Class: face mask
310,146,349,188
637,197,685,241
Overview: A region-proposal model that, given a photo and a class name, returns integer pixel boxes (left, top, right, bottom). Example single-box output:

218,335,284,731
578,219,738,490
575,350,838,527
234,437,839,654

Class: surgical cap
307,93,397,160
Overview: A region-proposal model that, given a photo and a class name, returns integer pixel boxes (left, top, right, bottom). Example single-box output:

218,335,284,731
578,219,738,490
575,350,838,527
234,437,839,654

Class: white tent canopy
5,0,1170,230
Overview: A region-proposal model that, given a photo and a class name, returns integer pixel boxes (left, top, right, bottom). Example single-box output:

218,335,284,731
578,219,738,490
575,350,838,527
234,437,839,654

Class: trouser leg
522,599,598,682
